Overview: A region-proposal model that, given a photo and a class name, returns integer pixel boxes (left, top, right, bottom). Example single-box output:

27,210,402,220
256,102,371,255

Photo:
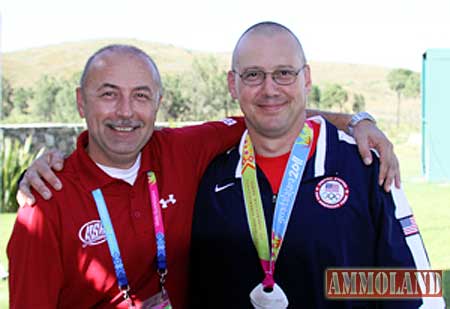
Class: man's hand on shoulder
17,149,65,207
351,120,400,192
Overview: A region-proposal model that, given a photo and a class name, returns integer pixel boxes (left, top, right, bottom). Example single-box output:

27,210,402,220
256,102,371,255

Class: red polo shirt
8,118,244,308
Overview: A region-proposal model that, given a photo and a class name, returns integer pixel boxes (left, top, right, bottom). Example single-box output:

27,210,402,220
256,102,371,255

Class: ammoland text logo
325,268,442,299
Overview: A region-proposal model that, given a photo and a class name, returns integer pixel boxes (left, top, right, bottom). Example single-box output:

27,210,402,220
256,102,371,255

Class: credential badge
315,177,349,209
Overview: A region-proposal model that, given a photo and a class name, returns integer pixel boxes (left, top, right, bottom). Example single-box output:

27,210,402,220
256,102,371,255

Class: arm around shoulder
306,109,400,191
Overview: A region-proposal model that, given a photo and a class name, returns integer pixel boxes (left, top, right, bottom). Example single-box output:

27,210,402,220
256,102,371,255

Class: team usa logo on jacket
78,220,106,247
315,177,349,209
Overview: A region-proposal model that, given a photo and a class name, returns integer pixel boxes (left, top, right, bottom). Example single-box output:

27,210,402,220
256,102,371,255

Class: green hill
2,39,420,132
2,39,215,87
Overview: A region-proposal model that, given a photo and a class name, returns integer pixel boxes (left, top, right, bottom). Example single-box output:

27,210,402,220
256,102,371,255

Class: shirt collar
234,116,327,179
74,130,156,192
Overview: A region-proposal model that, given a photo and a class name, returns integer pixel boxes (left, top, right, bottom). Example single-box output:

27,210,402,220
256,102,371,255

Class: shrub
1,135,45,212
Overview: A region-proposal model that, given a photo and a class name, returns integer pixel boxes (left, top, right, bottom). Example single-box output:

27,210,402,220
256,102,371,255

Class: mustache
104,119,144,128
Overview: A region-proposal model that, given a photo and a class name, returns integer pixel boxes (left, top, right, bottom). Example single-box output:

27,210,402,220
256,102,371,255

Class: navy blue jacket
190,117,439,308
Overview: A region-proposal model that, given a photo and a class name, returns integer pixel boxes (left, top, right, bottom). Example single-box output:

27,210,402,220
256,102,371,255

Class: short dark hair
231,21,307,70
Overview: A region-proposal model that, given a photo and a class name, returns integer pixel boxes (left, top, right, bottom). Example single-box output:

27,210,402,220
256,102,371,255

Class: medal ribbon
241,122,313,289
92,171,168,307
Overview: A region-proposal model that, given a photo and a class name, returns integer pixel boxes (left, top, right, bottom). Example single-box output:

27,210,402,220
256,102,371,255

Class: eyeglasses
233,65,307,86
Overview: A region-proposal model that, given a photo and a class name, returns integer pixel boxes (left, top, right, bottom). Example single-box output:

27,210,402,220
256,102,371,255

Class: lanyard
241,121,313,289
146,171,168,282
91,171,168,307
92,189,133,306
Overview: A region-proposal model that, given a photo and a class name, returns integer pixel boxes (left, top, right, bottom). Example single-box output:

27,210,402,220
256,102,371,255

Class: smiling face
228,29,311,140
76,50,161,168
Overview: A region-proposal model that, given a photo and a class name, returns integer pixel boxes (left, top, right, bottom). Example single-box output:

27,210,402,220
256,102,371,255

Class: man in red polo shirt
8,44,249,308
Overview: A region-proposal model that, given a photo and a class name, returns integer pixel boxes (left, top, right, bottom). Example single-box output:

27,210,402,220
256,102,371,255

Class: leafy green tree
190,56,235,119
404,73,420,98
212,70,236,118
309,85,321,109
162,73,192,121
387,68,414,128
54,74,81,122
1,76,14,118
31,75,62,122
321,84,348,112
352,93,366,113
13,87,34,114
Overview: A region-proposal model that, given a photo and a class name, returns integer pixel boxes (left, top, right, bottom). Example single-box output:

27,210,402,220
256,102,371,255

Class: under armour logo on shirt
159,194,177,209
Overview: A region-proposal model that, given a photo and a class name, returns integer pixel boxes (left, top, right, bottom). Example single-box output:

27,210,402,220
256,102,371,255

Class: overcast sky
1,0,450,70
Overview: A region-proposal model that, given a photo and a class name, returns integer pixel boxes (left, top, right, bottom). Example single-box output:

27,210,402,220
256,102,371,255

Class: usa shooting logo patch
78,220,106,247
315,177,349,209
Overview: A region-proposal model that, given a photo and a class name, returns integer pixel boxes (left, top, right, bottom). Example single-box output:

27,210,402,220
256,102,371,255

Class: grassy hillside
2,39,215,87
2,39,420,131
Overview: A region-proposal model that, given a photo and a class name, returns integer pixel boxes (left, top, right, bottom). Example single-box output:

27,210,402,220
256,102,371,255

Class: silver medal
249,283,289,309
